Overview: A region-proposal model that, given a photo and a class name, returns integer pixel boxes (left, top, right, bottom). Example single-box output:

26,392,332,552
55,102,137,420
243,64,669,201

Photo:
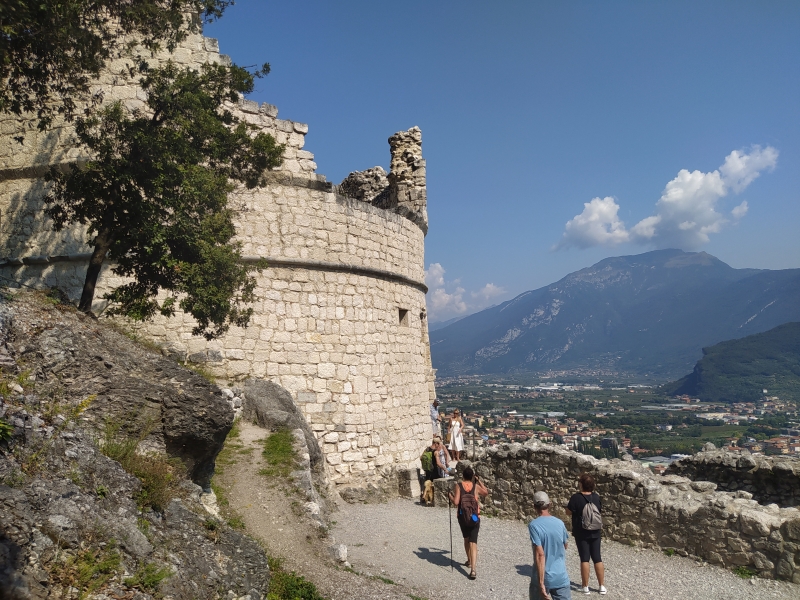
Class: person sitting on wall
420,438,437,482
434,436,453,478
529,491,571,600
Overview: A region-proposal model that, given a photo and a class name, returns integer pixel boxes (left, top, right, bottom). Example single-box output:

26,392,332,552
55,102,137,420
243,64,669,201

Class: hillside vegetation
665,322,800,402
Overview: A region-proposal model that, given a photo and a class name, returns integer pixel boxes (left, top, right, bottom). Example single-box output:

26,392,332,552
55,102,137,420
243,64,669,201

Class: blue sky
206,1,800,322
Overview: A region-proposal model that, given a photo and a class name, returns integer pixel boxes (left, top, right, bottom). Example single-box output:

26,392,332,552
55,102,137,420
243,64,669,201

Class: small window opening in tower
398,308,409,326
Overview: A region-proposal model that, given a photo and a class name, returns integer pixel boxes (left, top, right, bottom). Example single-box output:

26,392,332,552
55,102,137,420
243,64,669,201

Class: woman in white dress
448,409,465,460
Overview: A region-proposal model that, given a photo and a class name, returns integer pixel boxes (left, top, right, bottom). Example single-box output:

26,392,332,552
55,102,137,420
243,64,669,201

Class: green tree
44,61,283,338
0,0,232,135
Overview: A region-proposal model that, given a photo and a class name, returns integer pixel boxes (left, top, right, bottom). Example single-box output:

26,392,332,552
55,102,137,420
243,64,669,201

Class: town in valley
436,376,800,474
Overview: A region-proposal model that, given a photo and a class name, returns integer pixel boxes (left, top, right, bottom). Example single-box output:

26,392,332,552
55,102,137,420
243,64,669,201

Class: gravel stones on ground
332,499,800,600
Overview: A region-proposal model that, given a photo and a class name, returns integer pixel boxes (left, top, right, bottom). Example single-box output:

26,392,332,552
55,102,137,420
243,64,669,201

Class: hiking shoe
599,585,607,595
582,587,590,594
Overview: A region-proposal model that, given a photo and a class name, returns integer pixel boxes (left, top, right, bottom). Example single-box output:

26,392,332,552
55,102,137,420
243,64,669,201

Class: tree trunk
78,228,112,313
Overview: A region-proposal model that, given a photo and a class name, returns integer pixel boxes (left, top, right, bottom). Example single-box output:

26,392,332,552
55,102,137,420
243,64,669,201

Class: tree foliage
44,61,284,338
0,0,232,134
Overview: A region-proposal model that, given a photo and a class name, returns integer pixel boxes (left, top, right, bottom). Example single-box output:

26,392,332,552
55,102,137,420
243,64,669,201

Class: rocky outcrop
0,291,271,598
0,432,270,599
240,378,329,524
0,290,233,489
242,378,323,477
463,441,800,582
667,448,800,507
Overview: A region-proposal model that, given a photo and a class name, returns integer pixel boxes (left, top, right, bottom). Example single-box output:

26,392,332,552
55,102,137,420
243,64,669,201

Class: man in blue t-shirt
528,491,571,600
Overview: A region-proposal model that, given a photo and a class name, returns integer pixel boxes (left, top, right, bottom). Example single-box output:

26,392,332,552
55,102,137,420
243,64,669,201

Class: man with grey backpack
566,474,607,595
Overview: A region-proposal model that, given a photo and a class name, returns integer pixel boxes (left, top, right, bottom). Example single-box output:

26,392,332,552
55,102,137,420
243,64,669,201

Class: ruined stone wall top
464,441,800,582
667,448,800,507
336,126,428,234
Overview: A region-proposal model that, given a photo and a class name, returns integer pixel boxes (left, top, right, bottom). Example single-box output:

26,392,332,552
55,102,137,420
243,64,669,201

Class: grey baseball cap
533,491,550,506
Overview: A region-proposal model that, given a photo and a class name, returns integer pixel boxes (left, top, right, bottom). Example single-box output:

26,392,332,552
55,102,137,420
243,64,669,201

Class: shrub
266,556,325,600
0,418,13,442
733,566,757,579
124,562,172,591
98,420,183,512
51,544,121,598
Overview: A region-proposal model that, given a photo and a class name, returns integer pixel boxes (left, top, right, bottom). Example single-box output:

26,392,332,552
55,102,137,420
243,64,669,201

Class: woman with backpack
449,466,489,580
566,473,607,595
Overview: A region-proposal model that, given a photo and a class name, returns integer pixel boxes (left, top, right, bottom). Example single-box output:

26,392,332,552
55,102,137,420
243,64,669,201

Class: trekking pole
448,494,453,572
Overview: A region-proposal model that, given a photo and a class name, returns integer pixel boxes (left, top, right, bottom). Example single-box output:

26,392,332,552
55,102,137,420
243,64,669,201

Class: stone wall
667,449,800,507
462,441,800,582
0,27,435,496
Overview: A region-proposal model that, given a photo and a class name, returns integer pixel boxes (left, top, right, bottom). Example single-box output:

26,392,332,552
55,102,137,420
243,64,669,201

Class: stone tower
0,31,436,498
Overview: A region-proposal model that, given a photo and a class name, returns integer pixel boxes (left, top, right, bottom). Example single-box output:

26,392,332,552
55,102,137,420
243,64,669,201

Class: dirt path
218,425,800,600
216,422,413,600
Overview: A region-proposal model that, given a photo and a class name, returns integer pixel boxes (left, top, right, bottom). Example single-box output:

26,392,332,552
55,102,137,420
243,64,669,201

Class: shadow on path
515,563,533,577
413,547,451,569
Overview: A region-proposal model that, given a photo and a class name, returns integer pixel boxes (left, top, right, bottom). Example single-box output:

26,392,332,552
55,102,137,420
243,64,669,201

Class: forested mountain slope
665,322,800,402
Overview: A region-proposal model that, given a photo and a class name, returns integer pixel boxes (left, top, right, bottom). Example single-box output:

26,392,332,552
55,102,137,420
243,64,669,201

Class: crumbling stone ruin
0,29,435,498
667,447,800,507
449,441,800,582
336,126,428,234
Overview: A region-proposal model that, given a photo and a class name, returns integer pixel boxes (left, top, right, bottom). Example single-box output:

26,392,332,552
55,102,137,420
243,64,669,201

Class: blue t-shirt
528,515,570,590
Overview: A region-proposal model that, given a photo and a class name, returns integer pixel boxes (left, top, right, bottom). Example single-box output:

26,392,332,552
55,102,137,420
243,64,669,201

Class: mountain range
429,249,800,380
665,322,800,403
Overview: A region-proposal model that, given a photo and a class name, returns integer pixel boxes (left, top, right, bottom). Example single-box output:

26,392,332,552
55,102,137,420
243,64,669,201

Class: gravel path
219,426,799,600
332,499,800,600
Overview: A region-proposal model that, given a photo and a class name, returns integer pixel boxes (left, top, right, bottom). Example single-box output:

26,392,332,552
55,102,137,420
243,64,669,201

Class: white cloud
472,283,506,304
424,262,446,289
732,200,748,219
556,146,778,251
425,263,507,322
554,197,630,250
719,146,778,193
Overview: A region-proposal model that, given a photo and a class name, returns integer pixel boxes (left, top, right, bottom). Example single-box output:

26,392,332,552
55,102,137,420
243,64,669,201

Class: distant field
699,425,746,436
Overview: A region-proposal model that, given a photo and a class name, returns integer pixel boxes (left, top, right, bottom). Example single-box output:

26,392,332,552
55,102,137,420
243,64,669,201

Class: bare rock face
0,292,272,598
338,166,389,203
0,291,233,489
0,433,270,599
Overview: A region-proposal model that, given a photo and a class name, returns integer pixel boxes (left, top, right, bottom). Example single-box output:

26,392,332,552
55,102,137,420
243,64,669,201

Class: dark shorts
458,516,480,543
576,535,602,563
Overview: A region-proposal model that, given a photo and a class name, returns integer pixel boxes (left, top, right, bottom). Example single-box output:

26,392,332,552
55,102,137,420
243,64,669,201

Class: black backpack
458,482,480,527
